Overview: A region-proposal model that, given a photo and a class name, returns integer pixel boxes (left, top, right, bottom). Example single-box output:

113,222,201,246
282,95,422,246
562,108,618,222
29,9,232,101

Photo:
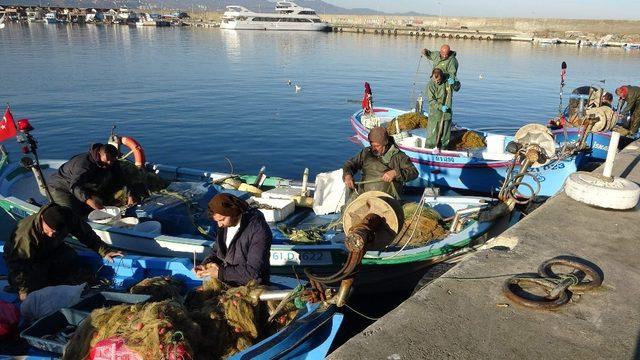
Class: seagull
479,73,485,80
294,84,301,93
287,80,292,86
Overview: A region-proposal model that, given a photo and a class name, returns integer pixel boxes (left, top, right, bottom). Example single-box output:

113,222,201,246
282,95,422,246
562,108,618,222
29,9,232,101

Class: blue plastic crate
20,308,88,355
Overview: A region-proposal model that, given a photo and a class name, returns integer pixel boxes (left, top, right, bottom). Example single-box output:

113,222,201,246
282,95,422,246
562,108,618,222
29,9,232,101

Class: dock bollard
564,131,640,209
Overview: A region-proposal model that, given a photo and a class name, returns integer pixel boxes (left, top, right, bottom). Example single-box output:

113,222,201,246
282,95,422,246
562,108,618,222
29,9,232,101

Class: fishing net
391,202,447,247
449,131,486,150
65,278,303,360
63,300,200,360
277,224,325,244
129,276,184,302
113,160,171,204
386,112,429,135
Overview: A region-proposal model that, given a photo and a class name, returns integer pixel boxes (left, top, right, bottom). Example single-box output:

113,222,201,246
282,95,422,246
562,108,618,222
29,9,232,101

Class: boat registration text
270,250,332,266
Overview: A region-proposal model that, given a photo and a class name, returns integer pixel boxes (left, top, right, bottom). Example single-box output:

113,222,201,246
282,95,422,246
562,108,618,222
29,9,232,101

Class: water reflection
1,24,639,178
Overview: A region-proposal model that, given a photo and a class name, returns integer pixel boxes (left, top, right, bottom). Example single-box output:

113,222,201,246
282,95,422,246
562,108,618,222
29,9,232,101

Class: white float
565,131,640,209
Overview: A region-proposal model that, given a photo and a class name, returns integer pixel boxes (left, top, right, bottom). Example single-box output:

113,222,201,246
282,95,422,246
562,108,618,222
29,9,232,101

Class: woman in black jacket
194,193,272,286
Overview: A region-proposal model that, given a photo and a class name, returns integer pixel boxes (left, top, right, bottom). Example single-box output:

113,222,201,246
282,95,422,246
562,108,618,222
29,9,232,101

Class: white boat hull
220,21,328,31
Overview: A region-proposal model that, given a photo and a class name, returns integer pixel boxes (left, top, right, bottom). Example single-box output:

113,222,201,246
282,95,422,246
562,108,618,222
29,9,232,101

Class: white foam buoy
564,131,640,209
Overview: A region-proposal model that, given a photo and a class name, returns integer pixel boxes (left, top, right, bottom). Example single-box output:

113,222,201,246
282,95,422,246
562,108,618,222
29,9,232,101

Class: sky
323,0,640,20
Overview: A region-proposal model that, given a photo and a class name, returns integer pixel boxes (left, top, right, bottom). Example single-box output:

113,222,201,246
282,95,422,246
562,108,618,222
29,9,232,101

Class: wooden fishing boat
0,243,343,359
350,107,584,197
0,148,495,292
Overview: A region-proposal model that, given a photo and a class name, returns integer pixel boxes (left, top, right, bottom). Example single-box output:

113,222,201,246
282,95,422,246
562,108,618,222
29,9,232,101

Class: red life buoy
119,136,146,168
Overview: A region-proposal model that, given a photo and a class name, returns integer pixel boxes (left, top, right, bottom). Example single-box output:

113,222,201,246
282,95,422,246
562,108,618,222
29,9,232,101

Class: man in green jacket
343,127,419,199
422,44,460,87
616,85,640,135
3,204,123,300
425,68,453,149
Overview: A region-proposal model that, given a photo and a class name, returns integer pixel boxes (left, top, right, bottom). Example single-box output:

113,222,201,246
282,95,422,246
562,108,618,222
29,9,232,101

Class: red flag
0,107,17,142
362,82,373,114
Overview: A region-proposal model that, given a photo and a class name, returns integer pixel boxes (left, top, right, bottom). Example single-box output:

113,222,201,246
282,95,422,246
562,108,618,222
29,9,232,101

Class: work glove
441,105,449,113
447,77,455,85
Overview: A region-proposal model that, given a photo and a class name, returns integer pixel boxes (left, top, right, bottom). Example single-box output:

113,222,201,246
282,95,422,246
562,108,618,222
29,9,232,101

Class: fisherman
194,193,272,286
616,85,640,135
342,126,419,199
425,68,453,149
48,143,137,216
421,44,460,91
3,203,123,301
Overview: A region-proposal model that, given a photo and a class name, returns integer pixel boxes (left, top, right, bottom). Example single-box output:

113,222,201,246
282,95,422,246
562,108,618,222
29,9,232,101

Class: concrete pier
329,140,640,359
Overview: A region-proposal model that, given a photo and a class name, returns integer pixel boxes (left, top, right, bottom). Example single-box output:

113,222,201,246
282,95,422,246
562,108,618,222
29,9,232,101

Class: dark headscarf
208,193,249,218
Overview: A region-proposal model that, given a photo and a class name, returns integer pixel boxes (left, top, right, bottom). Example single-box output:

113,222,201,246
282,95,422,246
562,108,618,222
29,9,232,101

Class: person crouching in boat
3,204,123,301
342,126,418,200
48,143,137,217
616,85,640,135
194,193,272,286
425,68,453,149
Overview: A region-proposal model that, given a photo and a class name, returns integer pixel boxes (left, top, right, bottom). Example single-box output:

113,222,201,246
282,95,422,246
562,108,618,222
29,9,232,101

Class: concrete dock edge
329,139,640,360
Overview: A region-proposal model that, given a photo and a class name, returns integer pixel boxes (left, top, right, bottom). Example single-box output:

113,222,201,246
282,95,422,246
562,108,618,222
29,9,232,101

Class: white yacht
220,1,329,31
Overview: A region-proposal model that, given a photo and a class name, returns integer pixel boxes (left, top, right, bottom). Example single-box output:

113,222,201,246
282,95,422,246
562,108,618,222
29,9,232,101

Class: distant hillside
1,0,429,15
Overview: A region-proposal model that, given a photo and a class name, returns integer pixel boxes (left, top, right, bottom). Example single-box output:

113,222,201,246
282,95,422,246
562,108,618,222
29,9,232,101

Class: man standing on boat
425,68,453,149
48,143,136,216
3,203,123,301
342,126,418,199
421,44,460,92
194,193,272,286
616,85,640,135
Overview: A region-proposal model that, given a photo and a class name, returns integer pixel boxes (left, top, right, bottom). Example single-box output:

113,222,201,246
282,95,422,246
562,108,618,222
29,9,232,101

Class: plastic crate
70,292,151,313
250,197,295,222
21,308,88,355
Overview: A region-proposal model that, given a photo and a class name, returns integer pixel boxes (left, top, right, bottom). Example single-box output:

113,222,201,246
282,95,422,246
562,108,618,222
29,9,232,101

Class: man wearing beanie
3,203,122,300
48,143,136,216
342,126,418,199
194,193,272,286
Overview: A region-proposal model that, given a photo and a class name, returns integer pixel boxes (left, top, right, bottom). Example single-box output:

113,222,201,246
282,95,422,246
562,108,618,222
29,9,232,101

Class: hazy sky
323,0,640,20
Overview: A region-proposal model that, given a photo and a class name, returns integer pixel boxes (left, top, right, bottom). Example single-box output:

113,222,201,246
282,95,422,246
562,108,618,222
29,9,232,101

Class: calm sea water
1,23,639,179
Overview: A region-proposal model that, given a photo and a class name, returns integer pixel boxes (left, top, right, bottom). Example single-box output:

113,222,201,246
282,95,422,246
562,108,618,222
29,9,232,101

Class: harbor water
1,23,640,179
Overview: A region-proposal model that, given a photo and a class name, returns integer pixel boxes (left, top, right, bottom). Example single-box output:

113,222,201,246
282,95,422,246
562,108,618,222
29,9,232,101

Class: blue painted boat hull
0,244,343,359
351,107,582,197
552,128,638,164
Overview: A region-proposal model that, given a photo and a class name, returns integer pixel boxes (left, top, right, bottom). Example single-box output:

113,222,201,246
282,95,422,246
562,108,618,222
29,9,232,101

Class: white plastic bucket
134,220,162,235
88,206,122,224
486,135,506,154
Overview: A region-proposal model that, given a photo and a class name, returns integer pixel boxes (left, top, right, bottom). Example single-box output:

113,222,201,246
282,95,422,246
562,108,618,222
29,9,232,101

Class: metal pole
602,131,620,179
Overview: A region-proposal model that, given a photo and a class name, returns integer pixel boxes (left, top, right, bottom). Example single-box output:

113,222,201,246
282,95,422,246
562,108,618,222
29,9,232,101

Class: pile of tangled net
386,112,429,135
390,202,447,247
64,278,302,360
63,300,199,360
130,276,184,302
449,131,486,150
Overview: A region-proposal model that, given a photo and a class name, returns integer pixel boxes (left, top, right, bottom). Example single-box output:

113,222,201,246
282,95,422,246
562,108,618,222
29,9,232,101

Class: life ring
111,135,146,168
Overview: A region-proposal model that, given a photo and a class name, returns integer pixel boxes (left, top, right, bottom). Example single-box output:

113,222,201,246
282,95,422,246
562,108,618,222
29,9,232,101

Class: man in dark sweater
48,143,136,216
194,193,272,286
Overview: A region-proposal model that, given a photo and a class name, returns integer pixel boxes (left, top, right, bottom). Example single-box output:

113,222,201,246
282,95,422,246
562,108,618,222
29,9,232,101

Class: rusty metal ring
537,257,603,292
503,276,570,309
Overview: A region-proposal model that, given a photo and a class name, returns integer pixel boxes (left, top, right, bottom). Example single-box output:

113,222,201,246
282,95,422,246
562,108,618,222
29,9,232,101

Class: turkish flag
362,82,373,114
0,107,17,142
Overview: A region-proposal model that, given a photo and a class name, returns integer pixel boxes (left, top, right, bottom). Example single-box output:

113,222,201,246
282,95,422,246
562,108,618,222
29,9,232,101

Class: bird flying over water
294,85,301,92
